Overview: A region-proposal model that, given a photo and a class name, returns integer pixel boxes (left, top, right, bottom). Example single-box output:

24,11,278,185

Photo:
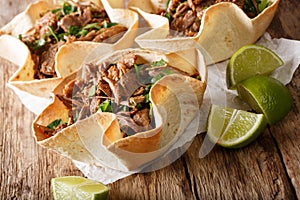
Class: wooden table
0,0,299,199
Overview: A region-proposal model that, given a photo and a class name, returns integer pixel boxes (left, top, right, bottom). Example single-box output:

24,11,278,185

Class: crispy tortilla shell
32,48,207,171
129,0,280,65
0,0,138,97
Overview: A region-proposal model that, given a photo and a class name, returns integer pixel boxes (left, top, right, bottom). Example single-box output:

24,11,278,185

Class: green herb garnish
26,38,46,50
77,29,89,36
258,0,268,12
165,12,171,21
47,119,63,130
102,21,118,28
62,2,76,16
134,64,141,81
244,0,257,16
68,26,81,36
144,84,152,103
48,26,59,42
150,59,166,67
98,100,112,112
83,23,101,30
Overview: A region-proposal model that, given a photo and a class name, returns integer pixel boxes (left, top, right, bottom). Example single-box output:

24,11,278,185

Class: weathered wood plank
0,0,299,199
266,0,300,197
183,132,296,199
269,67,300,199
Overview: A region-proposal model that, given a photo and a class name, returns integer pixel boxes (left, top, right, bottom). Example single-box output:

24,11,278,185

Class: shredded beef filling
159,0,266,37
41,53,200,137
19,1,128,79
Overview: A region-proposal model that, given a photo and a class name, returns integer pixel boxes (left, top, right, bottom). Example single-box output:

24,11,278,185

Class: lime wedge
52,176,109,200
237,75,293,125
226,44,284,89
207,104,267,148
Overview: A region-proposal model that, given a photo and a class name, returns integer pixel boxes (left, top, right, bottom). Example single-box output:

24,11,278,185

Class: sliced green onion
48,26,59,42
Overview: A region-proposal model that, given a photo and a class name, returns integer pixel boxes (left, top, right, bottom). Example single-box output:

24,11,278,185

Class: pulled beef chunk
130,95,146,106
117,113,150,135
133,108,151,127
97,80,112,97
63,79,76,98
39,41,64,77
182,10,196,30
92,25,128,43
132,86,145,96
59,15,84,32
56,94,73,109
107,64,120,81
123,53,137,68
78,30,97,41
59,6,93,32
118,69,141,102
22,12,58,44
163,0,248,37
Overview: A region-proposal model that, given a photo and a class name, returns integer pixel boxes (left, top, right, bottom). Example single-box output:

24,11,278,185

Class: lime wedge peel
207,104,267,149
226,44,284,89
52,176,110,200
237,75,293,125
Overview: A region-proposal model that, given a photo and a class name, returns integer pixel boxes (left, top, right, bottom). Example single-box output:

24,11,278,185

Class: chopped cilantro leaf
102,21,118,28
68,26,81,36
47,119,62,130
107,22,118,28
62,2,76,16
26,38,46,51
165,12,171,21
98,100,112,112
258,0,268,12
77,29,89,37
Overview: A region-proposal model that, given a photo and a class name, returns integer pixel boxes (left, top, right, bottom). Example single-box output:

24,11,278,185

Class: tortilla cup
32,48,207,171
128,0,280,65
0,0,138,97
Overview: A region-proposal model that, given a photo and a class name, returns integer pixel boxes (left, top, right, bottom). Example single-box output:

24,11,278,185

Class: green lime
226,44,284,89
237,75,293,125
207,104,267,148
51,176,109,200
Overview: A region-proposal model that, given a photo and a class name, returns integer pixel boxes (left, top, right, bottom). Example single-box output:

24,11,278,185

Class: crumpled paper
7,33,300,184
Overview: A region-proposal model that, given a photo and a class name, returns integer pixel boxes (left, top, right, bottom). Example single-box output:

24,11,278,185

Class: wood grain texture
0,0,299,199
